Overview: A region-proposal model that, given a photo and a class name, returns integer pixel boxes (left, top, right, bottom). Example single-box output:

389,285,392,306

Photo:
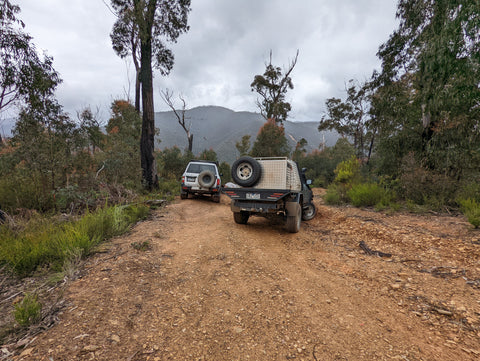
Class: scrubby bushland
0,100,146,214
0,204,149,277
323,155,397,210
13,293,42,327
458,198,480,228
296,138,356,188
157,146,192,181
324,156,361,205
347,183,396,208
316,1,480,214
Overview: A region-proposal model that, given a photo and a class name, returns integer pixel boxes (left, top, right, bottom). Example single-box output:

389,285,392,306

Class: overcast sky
13,0,399,123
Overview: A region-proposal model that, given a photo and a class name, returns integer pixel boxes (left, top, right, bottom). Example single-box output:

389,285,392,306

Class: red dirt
8,189,480,360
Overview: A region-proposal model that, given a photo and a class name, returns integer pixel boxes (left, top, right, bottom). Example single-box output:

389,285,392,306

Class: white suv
181,160,221,202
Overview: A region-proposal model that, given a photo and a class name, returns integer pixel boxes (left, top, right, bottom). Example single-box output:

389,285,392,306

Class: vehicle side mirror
220,173,223,177
306,179,312,185
302,167,307,173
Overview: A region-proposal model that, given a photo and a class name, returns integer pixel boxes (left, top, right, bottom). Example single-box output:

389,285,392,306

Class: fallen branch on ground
359,241,392,258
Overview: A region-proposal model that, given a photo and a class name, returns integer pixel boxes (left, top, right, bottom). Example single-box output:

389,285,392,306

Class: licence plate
187,176,196,182
246,193,261,200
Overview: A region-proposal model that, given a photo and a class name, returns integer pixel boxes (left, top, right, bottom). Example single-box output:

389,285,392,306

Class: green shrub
347,183,385,207
296,138,356,187
398,154,457,207
14,293,42,327
53,185,98,212
0,169,55,212
157,147,191,180
334,155,361,185
157,179,180,201
326,156,362,202
0,204,149,276
422,194,449,212
375,191,400,211
456,182,480,203
324,186,342,205
131,240,152,251
458,198,480,228
405,199,427,213
312,177,326,188
219,161,232,184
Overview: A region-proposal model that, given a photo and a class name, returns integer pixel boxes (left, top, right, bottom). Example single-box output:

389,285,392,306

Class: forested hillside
155,106,338,164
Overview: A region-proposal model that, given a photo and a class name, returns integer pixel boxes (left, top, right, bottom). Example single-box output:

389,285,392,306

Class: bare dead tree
160,89,193,153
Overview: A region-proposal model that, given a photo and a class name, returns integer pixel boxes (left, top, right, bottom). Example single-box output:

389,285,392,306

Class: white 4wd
181,160,221,203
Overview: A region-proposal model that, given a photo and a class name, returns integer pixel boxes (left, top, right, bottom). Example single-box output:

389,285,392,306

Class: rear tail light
181,176,185,184
216,178,220,187
224,190,239,198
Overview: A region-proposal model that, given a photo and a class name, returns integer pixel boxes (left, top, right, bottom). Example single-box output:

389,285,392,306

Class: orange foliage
109,126,120,134
256,118,284,136
0,142,16,155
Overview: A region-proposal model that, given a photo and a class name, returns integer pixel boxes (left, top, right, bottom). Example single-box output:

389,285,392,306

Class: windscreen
186,163,216,174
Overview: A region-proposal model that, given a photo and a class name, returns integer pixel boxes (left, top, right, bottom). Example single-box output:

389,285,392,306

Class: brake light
181,176,185,184
216,178,220,186
224,190,239,198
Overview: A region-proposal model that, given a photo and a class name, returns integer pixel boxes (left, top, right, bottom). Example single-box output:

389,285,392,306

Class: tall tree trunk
135,70,141,113
131,25,141,113
132,49,141,113
188,133,193,153
367,129,376,164
139,11,158,190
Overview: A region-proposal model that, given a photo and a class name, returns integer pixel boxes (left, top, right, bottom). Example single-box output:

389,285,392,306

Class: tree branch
160,88,193,152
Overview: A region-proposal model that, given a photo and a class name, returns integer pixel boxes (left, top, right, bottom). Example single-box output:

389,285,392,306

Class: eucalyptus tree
251,50,298,125
0,0,59,115
110,2,177,112
250,119,290,157
376,0,480,178
235,134,251,157
110,0,191,189
319,79,377,162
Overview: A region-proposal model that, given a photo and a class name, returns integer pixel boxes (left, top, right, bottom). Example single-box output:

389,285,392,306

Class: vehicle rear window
186,163,216,174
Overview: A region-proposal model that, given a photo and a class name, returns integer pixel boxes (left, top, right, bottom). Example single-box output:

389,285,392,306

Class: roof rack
253,156,289,161
189,159,219,166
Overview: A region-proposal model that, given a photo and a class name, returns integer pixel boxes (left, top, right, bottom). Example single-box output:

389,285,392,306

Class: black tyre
286,204,301,233
198,170,215,188
233,211,249,224
231,156,262,187
302,202,316,221
212,194,220,203
180,191,188,200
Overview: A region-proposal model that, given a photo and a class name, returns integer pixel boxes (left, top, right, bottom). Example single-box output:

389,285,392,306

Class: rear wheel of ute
234,211,249,224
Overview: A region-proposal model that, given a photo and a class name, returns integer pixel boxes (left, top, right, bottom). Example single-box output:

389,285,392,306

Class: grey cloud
14,0,398,122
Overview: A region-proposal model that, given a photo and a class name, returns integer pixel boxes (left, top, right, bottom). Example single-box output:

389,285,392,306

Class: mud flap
285,201,301,233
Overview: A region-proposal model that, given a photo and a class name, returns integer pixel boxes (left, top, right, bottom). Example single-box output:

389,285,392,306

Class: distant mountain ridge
155,106,337,164
2,106,338,165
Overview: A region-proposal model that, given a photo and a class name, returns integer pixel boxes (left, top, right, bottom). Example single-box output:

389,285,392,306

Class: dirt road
12,190,480,360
